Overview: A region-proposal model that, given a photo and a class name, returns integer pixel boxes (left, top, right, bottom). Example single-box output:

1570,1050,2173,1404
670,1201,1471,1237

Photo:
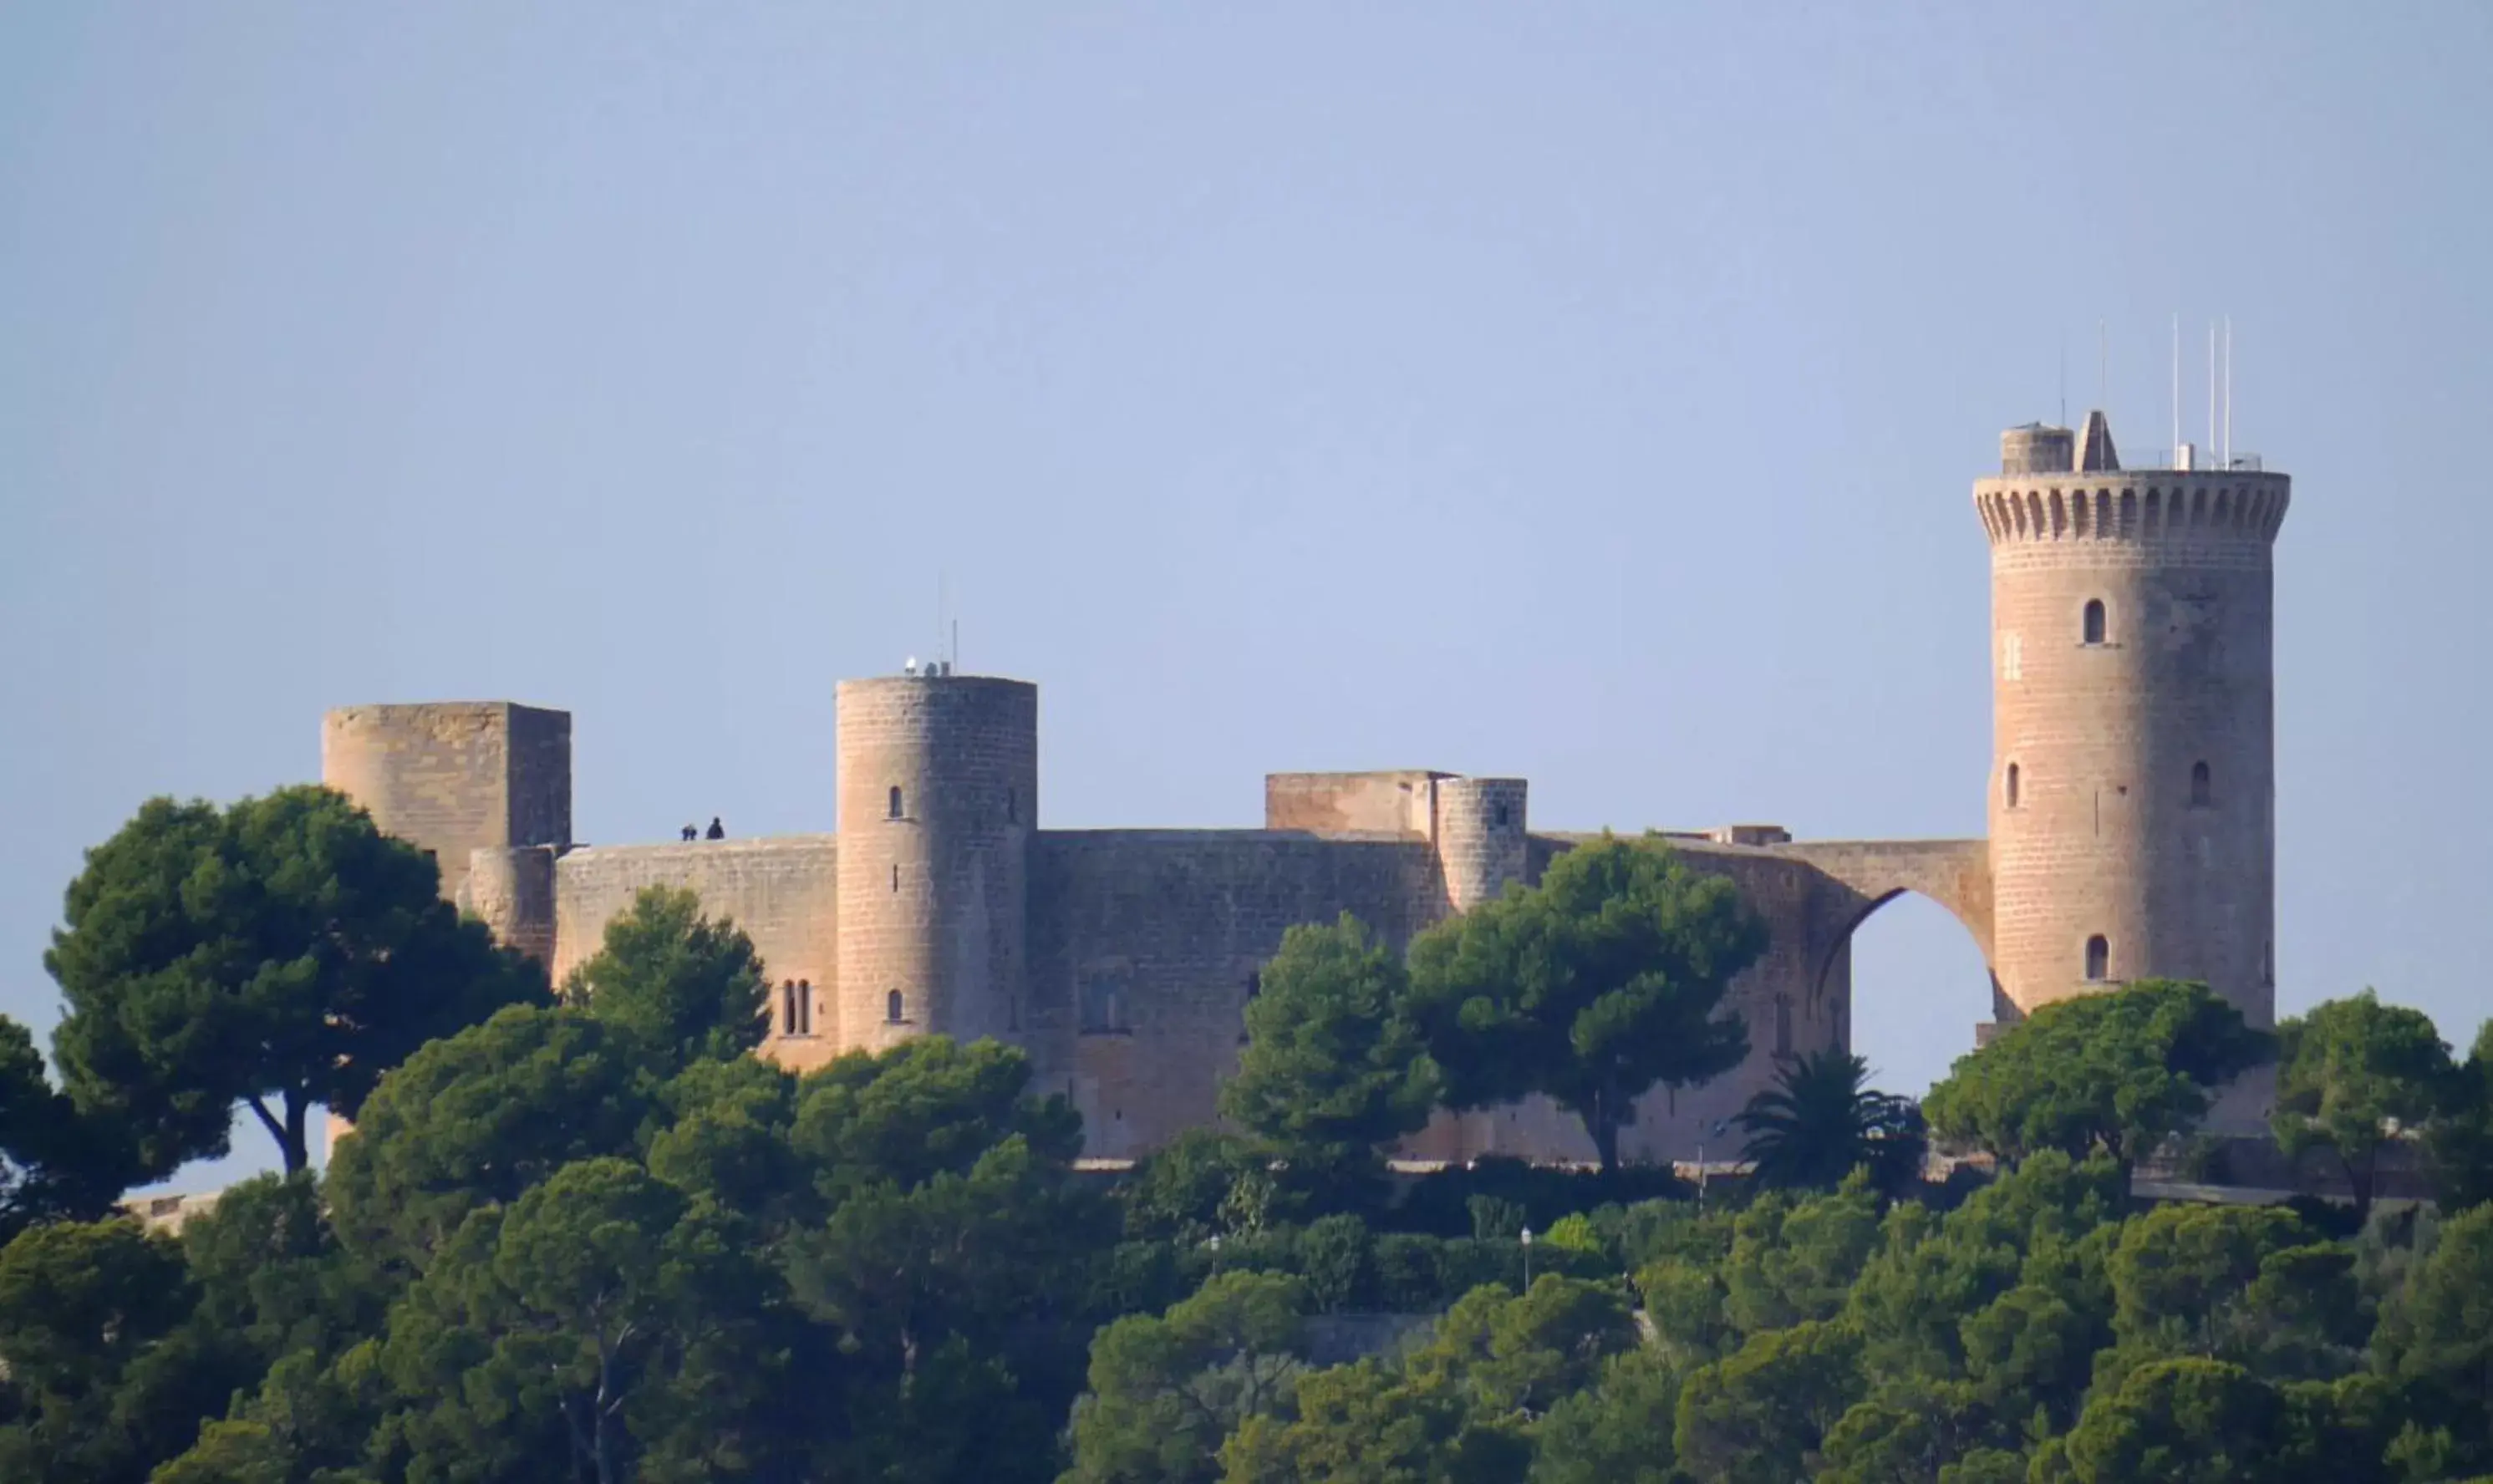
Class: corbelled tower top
1976,411,2288,1066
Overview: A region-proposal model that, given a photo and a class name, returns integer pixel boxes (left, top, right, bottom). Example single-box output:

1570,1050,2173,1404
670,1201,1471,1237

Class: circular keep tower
834,669,1038,1052
1976,412,2289,1031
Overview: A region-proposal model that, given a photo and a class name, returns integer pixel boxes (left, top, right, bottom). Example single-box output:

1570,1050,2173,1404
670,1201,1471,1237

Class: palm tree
1736,1049,1926,1195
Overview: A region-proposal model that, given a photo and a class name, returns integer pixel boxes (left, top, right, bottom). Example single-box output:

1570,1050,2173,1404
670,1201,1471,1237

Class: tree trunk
282,1092,310,1175
595,1339,618,1484
1581,1094,1622,1176
2346,1146,2375,1229
244,1095,310,1174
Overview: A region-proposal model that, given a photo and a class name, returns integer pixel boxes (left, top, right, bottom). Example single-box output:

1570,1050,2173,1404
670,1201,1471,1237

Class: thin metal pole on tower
2223,318,2233,466
2171,314,2180,457
2207,322,2218,455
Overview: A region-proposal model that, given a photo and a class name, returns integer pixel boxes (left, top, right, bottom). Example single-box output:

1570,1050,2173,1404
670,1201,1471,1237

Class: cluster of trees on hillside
1,786,2490,1481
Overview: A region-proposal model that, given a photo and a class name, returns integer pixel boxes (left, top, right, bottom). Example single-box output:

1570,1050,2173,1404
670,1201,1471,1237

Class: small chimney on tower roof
2076,409,2121,472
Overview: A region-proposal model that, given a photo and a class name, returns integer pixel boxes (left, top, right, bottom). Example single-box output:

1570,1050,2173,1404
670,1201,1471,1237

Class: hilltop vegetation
0,789,2487,1481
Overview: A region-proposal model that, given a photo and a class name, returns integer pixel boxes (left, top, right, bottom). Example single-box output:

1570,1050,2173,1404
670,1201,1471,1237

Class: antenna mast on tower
2223,317,2234,466
2171,313,2180,455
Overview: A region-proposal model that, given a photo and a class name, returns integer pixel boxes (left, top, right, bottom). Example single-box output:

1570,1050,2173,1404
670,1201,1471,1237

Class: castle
318,413,2287,1163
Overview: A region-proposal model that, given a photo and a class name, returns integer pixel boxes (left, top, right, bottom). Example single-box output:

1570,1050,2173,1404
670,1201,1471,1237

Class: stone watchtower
1975,413,2290,1033
833,668,1038,1052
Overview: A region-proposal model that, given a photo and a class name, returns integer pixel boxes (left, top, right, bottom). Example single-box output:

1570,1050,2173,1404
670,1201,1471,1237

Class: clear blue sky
3,3,2486,1192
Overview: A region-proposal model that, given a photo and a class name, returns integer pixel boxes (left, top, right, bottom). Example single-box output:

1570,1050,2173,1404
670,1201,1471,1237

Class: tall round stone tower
1976,412,2289,1033
834,669,1038,1053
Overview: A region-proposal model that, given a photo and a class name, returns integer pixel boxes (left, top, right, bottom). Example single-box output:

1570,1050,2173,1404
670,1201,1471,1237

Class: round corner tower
1435,777,1529,913
835,670,1038,1052
1977,412,2288,1030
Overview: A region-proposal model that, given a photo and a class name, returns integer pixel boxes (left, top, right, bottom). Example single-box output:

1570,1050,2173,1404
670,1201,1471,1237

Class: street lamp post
1520,1226,1534,1288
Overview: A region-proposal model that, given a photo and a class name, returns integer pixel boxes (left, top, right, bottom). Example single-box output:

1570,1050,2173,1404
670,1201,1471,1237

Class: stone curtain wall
1027,830,1445,1159
552,837,842,1070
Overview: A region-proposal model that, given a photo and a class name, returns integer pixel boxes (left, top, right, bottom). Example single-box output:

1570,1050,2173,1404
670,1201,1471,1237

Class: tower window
2084,935,2109,982
891,862,898,892
886,989,905,1024
2005,762,2022,809
888,785,904,820
1080,975,1128,1035
779,980,811,1036
2190,760,2212,807
2082,599,2107,646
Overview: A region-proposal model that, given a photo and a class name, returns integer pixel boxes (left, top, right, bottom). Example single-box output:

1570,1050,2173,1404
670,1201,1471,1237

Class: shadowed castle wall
1027,829,1447,1158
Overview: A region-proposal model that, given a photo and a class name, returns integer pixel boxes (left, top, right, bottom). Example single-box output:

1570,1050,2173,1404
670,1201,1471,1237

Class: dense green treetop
2274,988,2452,1226
560,886,769,1075
1923,979,2267,1182
45,788,545,1175
1673,1318,1865,1484
2429,1018,2493,1214
0,1015,133,1243
2058,1356,2288,1484
1221,915,1439,1195
1406,834,1764,1173
1066,1270,1310,1484
327,1004,654,1275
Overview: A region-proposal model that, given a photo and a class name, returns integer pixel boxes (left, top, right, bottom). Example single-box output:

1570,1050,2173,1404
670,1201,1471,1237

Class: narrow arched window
2005,762,2022,809
1493,802,1509,827
886,989,904,1024
795,980,812,1036
2082,599,2107,645
888,785,904,819
2190,760,2212,807
2084,935,2109,981
891,862,899,893
781,981,798,1035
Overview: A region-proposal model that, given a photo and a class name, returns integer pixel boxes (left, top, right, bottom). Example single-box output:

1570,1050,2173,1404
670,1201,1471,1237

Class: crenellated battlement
1972,470,2290,552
